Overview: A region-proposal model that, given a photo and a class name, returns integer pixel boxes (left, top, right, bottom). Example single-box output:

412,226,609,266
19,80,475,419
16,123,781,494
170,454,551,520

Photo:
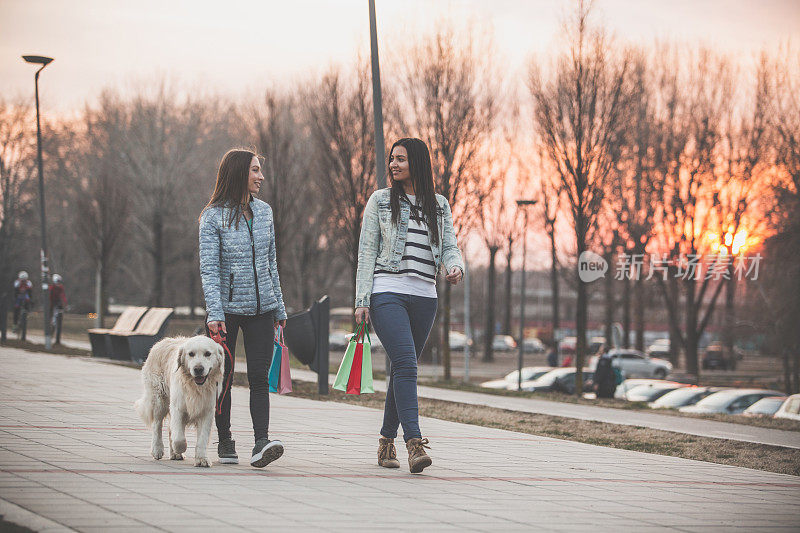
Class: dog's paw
152,448,164,460
170,452,184,461
195,457,210,468
172,439,187,454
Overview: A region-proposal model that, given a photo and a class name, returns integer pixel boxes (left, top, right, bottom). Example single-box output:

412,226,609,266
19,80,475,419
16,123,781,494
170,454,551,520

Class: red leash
210,330,235,415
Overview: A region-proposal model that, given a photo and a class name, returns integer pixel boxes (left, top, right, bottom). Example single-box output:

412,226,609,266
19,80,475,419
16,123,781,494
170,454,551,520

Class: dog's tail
134,397,152,427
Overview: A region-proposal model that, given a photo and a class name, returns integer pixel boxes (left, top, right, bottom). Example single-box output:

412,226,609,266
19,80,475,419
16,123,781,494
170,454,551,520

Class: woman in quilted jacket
199,148,287,468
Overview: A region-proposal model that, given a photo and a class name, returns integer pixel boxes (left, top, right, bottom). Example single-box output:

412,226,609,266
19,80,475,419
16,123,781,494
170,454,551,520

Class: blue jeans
370,292,437,442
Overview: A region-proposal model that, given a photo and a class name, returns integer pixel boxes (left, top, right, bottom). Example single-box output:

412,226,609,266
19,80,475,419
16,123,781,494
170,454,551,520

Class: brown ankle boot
378,437,400,468
405,438,432,473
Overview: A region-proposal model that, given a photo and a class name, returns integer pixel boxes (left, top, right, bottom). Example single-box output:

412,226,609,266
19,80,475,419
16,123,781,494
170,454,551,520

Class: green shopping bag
333,321,374,395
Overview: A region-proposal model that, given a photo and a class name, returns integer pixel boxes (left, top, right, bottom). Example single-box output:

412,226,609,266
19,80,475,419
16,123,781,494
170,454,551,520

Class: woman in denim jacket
354,138,464,473
199,148,287,468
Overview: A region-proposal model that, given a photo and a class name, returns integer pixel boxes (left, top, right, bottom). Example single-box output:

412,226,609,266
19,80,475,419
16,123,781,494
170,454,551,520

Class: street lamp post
516,199,537,390
23,54,54,350
368,0,386,189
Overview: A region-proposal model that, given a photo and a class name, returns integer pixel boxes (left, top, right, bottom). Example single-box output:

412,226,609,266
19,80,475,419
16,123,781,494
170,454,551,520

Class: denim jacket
355,188,464,307
199,198,287,323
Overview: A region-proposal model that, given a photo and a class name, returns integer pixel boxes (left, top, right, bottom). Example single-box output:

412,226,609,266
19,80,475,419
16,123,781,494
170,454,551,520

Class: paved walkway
24,335,800,449
1,347,799,532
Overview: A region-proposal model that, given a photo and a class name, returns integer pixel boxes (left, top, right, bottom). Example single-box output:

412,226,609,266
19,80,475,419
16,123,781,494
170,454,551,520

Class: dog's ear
215,345,225,370
176,347,185,372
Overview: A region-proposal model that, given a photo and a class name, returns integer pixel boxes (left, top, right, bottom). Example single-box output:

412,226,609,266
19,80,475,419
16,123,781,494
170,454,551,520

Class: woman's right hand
208,321,227,336
354,307,370,324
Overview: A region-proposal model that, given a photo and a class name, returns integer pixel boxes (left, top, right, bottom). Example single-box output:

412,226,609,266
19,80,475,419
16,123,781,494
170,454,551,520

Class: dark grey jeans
370,292,437,442
212,311,275,442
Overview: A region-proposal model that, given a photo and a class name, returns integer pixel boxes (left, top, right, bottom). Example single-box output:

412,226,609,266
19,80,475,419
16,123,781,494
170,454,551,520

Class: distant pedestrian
354,138,464,474
12,271,33,332
546,348,558,367
594,352,616,398
561,355,573,367
199,148,287,468
48,274,67,344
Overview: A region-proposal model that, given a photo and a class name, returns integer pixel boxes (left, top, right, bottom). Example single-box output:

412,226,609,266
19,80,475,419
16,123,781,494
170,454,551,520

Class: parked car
679,389,785,415
591,349,672,379
492,335,518,351
623,382,689,403
551,370,595,395
615,378,665,399
522,337,546,353
646,339,671,358
521,367,592,393
702,343,738,370
649,386,727,409
743,397,786,417
329,329,352,350
774,394,800,421
449,331,473,351
480,367,554,390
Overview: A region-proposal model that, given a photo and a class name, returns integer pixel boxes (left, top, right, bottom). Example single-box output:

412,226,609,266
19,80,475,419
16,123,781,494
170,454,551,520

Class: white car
623,382,689,403
679,389,786,415
743,397,786,417
492,335,518,351
480,367,554,390
615,379,665,399
774,394,800,421
593,349,672,379
522,337,546,353
449,331,473,351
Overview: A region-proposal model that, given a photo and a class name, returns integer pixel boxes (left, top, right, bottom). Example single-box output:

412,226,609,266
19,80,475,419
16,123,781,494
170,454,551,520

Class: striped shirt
372,194,437,298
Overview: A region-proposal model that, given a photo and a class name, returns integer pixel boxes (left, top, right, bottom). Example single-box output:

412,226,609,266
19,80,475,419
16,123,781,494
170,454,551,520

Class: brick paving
1,346,799,532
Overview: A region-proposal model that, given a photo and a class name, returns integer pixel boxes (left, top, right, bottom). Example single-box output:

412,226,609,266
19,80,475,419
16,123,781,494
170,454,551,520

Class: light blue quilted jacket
355,188,464,308
199,198,287,323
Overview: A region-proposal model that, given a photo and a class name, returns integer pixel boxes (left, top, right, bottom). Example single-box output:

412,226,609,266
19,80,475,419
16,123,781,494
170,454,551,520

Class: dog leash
210,330,235,415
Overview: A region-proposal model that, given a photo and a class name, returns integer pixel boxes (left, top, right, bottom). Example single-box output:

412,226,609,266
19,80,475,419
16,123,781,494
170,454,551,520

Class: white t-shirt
372,194,438,298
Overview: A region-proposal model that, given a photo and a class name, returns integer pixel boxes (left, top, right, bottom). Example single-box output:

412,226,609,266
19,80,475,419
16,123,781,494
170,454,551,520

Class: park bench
108,307,174,363
87,306,148,358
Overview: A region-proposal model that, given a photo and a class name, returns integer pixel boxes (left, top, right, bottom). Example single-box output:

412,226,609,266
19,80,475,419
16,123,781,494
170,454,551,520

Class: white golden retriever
134,335,224,467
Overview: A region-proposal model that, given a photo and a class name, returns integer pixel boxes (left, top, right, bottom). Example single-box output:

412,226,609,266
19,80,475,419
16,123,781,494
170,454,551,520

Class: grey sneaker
217,438,238,464
250,438,284,468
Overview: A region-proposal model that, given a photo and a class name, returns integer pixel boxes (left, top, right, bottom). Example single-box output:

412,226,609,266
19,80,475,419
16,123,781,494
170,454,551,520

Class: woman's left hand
275,319,286,328
446,267,462,285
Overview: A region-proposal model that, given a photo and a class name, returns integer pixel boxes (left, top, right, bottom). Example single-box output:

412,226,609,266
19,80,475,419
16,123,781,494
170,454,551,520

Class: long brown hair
200,148,257,229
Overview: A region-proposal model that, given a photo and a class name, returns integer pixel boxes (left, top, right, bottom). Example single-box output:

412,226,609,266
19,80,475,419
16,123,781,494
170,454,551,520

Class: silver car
595,349,672,379
480,367,554,390
679,389,786,415
649,386,726,409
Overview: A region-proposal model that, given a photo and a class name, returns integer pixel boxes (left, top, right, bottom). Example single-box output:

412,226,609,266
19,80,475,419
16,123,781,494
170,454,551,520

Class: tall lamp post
516,199,537,390
368,0,386,189
23,54,54,350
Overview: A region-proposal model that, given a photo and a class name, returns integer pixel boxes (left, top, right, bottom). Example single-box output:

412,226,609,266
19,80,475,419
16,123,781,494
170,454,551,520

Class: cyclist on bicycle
13,271,33,332
49,274,67,344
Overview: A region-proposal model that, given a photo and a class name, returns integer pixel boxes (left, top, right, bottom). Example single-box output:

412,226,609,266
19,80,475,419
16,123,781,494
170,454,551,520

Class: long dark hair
200,148,257,229
388,138,440,246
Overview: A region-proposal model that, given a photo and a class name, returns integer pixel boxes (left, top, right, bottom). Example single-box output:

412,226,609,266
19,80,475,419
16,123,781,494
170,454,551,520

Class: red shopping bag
346,333,364,395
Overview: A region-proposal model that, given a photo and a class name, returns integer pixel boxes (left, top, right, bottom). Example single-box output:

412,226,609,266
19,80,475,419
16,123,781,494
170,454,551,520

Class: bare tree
0,99,36,337
652,50,734,376
305,65,377,316
393,26,499,379
764,48,800,392
715,56,770,363
528,0,632,393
